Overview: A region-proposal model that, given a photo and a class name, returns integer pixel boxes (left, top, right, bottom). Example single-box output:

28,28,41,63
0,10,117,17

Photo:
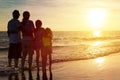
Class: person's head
22,11,30,25
35,20,42,28
43,28,52,38
23,11,30,20
12,10,20,19
46,27,52,34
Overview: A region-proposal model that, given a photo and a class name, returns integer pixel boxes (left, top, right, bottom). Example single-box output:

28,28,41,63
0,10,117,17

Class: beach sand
53,53,120,80
0,51,120,80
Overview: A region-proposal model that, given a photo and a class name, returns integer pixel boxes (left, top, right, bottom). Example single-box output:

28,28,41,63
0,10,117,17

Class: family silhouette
7,10,53,79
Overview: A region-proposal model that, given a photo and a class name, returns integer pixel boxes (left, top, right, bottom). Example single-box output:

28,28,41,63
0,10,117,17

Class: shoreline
0,53,120,80
0,48,118,65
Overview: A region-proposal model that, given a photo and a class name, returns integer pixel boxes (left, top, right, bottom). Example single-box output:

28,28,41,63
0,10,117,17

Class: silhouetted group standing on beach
7,10,53,79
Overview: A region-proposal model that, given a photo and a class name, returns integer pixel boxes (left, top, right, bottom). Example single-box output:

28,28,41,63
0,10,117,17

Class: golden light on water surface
93,30,101,37
92,41,102,46
94,57,105,67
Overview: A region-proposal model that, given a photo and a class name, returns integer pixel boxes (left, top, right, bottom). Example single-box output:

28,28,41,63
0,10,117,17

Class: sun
87,8,107,28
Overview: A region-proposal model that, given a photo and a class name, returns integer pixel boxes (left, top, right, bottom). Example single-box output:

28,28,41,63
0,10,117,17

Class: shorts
44,46,52,54
22,40,34,55
34,40,43,50
8,43,22,59
41,46,52,59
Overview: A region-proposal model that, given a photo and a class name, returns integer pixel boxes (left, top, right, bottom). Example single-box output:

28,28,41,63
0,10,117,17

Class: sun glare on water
93,41,102,46
94,57,105,67
87,8,107,29
95,57,104,64
93,30,101,37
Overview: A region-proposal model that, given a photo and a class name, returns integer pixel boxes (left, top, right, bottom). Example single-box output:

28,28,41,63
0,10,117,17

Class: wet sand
0,52,120,80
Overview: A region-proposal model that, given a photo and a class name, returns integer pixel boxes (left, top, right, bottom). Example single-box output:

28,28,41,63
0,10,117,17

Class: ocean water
0,31,120,65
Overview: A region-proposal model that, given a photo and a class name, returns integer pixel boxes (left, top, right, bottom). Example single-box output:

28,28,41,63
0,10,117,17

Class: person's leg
41,48,47,74
42,57,47,73
14,59,18,68
21,41,28,70
14,43,21,68
41,50,48,80
36,50,40,69
21,71,26,80
8,44,13,67
49,53,52,72
28,50,34,70
21,50,27,69
48,46,52,73
8,59,12,67
28,41,34,70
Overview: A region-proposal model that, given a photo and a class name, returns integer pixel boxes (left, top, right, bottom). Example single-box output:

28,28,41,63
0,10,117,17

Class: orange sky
1,0,120,31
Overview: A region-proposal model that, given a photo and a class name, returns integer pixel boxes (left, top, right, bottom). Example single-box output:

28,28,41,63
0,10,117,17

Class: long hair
22,11,30,25
45,28,53,39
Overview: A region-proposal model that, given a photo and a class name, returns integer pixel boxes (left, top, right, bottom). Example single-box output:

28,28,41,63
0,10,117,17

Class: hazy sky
1,0,120,31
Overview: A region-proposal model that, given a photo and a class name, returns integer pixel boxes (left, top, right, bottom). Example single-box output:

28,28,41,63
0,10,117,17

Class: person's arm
7,27,18,35
48,29,53,46
30,21,35,33
7,22,10,37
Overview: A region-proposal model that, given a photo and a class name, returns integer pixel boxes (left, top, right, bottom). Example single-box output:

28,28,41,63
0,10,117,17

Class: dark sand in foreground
0,51,120,80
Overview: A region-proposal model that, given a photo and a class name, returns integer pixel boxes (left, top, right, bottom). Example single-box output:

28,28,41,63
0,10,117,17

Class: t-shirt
7,19,21,43
21,20,35,40
42,28,52,47
34,28,44,41
42,37,51,46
